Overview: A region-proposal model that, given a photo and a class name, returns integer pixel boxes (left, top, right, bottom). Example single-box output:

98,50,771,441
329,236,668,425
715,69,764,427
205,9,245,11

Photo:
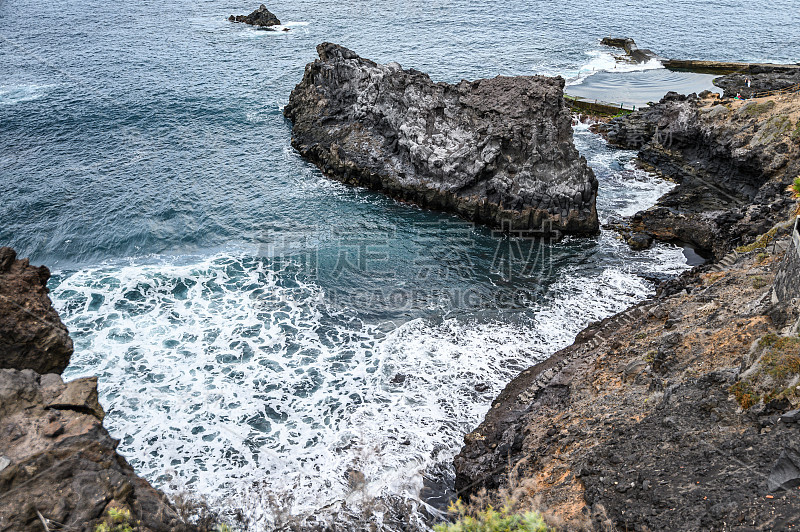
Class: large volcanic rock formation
284,43,599,237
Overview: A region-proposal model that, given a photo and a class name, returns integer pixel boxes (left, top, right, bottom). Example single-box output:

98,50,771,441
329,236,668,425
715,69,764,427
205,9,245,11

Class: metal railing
563,95,637,113
751,83,800,99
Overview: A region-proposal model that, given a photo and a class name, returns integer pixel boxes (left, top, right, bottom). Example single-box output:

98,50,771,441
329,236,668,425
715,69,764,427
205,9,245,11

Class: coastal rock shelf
602,90,800,259
285,43,599,237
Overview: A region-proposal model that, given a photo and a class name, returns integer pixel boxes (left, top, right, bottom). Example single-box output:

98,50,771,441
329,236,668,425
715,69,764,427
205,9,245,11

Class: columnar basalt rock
285,43,599,237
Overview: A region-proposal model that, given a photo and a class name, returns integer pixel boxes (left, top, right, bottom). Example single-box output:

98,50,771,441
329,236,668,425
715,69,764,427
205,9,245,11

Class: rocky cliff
285,43,599,237
0,247,197,532
0,248,73,374
454,218,800,530
602,90,800,259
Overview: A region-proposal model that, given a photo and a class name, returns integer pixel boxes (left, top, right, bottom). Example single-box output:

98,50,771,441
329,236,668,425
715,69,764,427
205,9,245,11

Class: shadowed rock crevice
285,43,599,238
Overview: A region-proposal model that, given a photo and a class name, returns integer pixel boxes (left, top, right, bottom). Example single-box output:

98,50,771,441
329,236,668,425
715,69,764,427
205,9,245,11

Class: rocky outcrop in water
601,91,800,258
228,4,280,27
600,37,661,64
285,43,599,237
455,218,800,530
0,247,73,374
0,247,198,532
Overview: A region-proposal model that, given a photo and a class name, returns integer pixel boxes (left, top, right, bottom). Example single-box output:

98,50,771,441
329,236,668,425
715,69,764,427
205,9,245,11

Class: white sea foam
0,84,53,105
52,233,685,529
50,121,687,529
565,50,663,87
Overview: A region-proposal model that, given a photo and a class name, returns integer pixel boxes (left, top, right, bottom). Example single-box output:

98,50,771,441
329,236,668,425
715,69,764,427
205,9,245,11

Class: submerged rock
228,4,280,27
285,43,599,237
0,247,73,374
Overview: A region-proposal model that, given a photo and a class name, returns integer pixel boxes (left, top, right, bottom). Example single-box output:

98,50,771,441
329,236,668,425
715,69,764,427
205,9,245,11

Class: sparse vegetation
751,275,768,289
434,499,550,532
755,252,769,264
95,507,134,532
731,334,800,409
730,381,759,410
739,100,776,117
736,226,779,253
792,176,800,197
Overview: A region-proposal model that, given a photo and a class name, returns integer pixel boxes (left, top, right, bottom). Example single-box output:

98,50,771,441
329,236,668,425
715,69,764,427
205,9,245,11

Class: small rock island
228,4,280,27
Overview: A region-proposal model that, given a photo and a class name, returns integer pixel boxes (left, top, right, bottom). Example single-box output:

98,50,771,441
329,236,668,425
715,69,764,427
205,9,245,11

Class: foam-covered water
49,126,687,526
3,0,798,528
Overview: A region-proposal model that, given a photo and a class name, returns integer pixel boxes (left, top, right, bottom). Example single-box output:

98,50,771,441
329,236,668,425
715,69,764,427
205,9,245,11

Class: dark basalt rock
713,67,800,99
228,4,280,27
0,247,73,374
599,89,800,259
284,43,599,237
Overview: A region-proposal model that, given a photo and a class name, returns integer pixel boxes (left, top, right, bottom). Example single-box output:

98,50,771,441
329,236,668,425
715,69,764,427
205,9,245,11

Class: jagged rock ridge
228,4,280,27
285,43,599,237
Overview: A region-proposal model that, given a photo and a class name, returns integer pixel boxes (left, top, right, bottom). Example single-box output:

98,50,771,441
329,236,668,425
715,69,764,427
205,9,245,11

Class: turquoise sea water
2,0,798,526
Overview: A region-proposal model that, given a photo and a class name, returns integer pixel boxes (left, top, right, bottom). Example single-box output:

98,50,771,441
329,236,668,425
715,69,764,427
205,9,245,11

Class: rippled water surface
2,0,798,526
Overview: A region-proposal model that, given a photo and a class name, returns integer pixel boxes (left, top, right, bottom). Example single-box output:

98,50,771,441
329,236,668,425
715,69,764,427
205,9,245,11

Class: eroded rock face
0,369,193,532
0,248,198,531
228,4,280,27
600,91,800,258
0,247,73,374
285,43,599,237
455,236,800,530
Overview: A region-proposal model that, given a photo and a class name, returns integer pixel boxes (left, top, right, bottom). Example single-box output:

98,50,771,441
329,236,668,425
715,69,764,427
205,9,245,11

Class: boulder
0,247,73,374
228,4,280,27
0,369,193,531
284,43,599,237
768,447,800,492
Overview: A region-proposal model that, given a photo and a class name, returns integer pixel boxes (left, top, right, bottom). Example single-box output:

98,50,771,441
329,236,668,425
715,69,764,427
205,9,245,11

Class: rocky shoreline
601,90,800,260
0,248,202,532
454,74,800,529
285,43,599,238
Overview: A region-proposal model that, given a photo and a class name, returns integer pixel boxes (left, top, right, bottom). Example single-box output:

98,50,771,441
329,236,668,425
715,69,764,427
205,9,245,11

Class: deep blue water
2,0,798,526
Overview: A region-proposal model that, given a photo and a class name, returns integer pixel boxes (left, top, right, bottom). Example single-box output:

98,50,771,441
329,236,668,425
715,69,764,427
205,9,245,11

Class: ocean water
2,0,798,528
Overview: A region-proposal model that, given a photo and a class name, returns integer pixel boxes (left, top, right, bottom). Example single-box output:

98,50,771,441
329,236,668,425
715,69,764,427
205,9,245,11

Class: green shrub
732,334,800,409
434,500,550,532
792,176,800,196
95,508,134,532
